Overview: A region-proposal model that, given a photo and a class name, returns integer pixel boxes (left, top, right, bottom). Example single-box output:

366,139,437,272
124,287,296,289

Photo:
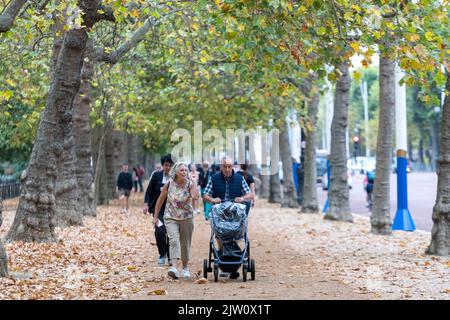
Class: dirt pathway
134,199,371,300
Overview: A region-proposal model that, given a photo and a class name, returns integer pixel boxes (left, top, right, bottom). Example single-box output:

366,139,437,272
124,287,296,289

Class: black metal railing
0,182,20,200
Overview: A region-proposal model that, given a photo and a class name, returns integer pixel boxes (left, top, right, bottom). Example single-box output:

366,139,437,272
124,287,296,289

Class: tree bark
125,132,137,167
92,125,108,206
302,90,320,213
0,198,8,277
0,0,28,33
259,173,270,198
371,55,395,235
279,121,298,208
325,63,353,222
426,74,450,256
269,172,282,204
74,41,96,217
55,126,83,228
431,116,440,171
113,130,124,192
6,26,90,242
104,125,116,200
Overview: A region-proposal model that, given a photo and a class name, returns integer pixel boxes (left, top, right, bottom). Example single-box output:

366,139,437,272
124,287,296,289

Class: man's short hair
161,154,174,165
221,156,233,164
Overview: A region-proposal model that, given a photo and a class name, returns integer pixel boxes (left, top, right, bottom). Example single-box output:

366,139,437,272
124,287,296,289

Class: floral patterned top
164,179,194,220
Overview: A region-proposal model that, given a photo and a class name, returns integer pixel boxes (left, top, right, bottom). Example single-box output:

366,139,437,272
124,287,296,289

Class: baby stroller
203,201,256,282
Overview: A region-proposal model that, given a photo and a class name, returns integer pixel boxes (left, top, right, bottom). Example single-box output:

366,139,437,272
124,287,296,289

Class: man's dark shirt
117,172,133,190
236,171,255,187
144,170,168,221
198,169,211,189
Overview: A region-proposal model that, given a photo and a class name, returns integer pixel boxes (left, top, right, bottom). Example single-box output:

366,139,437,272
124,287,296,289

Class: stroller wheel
203,259,208,279
242,265,247,282
213,265,219,282
250,259,256,281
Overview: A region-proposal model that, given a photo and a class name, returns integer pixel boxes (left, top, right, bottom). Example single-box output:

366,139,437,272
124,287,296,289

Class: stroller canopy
210,201,247,242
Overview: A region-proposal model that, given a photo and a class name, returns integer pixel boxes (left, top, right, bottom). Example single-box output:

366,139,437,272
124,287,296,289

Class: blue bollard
392,153,415,231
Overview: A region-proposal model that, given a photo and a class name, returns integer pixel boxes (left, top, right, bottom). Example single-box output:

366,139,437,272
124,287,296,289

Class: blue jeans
244,201,251,215
201,188,212,219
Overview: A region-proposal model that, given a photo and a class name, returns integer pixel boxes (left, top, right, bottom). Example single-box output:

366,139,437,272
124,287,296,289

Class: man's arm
203,179,220,204
240,179,253,202
143,172,158,213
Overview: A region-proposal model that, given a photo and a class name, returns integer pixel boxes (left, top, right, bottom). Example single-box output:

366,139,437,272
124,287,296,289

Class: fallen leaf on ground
148,289,167,296
195,278,208,284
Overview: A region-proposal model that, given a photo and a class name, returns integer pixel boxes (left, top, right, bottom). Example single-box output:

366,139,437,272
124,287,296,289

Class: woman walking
132,167,139,192
153,162,199,279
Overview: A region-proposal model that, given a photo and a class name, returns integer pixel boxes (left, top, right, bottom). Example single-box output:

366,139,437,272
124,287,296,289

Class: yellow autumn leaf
349,42,359,53
409,34,420,42
130,9,139,18
414,44,428,58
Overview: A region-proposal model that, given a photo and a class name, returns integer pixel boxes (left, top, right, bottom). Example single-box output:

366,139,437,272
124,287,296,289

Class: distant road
317,172,437,232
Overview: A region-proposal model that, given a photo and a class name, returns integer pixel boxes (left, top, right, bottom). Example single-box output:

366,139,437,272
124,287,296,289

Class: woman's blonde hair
169,161,189,180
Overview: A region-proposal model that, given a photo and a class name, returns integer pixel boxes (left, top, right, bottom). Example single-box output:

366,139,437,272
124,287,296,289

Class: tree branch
94,4,115,23
94,16,157,64
0,0,28,32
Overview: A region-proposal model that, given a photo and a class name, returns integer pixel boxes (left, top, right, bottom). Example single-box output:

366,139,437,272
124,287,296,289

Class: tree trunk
431,116,440,171
419,137,425,165
74,40,96,217
269,172,282,204
279,121,298,208
371,55,395,235
426,75,450,256
0,198,8,277
408,136,414,162
125,132,137,167
6,28,89,242
55,127,83,228
92,125,108,206
302,90,320,213
259,173,270,198
325,63,353,222
113,130,124,196
104,125,116,200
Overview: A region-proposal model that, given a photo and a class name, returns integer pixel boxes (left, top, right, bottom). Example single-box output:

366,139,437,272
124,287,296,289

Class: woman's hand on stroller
212,197,221,204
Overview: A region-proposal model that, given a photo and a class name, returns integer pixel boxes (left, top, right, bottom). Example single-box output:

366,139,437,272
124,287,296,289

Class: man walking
143,154,174,266
117,163,133,214
203,156,253,279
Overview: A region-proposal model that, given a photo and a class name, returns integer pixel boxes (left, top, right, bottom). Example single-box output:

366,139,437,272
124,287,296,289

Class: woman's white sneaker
182,268,190,279
168,267,179,279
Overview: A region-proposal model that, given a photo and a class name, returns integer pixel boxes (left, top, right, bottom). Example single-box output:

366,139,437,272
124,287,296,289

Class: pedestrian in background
144,154,174,265
132,167,139,192
117,163,133,214
237,163,255,215
199,162,212,220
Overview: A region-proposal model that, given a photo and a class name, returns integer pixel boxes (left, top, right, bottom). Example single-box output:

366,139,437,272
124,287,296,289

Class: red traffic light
352,135,360,143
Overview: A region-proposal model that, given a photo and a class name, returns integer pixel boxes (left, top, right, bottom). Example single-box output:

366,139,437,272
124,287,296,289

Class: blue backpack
367,171,375,183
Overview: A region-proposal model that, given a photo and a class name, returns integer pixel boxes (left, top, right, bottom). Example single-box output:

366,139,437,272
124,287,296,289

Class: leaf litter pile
258,202,450,300
0,195,164,299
